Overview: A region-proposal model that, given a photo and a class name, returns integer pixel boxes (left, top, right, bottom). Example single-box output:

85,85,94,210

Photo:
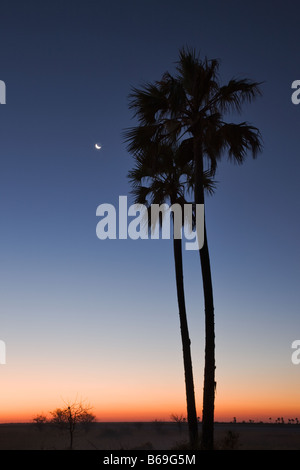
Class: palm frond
128,82,169,125
217,122,263,164
123,125,160,155
158,72,188,119
215,79,263,114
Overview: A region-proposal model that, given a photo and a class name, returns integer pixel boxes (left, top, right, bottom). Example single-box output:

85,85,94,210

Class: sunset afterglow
0,0,299,454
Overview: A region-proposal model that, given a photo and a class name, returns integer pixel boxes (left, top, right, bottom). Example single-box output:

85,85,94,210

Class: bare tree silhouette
50,399,95,449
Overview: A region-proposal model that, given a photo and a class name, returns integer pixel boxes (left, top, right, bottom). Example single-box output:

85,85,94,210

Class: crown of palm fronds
128,138,216,235
127,47,263,176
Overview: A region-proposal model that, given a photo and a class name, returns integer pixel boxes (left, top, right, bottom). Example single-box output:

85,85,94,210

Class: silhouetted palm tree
126,139,214,448
127,47,262,449
127,140,199,447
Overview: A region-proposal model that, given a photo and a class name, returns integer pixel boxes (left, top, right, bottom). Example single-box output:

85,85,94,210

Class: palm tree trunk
199,223,215,450
194,137,215,450
173,236,199,448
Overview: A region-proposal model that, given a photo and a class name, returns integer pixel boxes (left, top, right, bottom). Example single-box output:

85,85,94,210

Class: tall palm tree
126,138,214,448
127,47,262,449
126,139,199,448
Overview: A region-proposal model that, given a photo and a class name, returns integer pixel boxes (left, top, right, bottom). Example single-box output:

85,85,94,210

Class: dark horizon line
1,418,299,425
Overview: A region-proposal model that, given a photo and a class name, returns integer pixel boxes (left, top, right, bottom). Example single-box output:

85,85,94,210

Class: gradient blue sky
0,0,299,422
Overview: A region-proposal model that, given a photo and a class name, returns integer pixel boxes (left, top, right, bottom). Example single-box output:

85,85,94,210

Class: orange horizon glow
1,371,300,424
1,363,300,424
1,402,300,425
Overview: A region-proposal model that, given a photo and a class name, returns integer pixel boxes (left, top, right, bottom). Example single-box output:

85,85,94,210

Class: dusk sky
0,0,299,423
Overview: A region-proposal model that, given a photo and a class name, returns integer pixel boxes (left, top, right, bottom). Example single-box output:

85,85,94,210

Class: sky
0,0,299,423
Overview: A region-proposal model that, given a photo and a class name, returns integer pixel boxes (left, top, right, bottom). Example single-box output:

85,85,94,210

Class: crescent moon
95,143,102,150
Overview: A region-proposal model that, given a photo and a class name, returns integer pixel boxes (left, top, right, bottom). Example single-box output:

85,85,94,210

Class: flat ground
0,422,299,450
